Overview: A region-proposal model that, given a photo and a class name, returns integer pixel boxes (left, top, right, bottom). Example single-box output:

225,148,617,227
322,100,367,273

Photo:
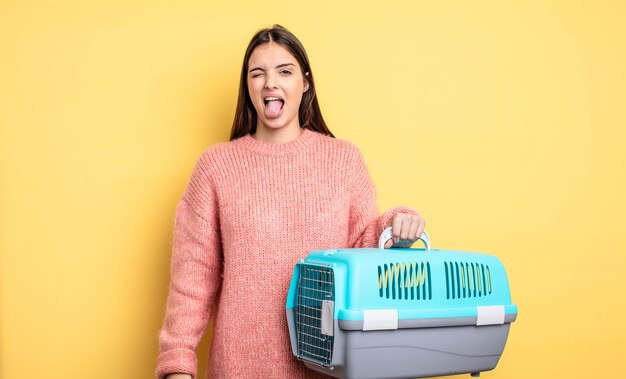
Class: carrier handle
379,227,431,251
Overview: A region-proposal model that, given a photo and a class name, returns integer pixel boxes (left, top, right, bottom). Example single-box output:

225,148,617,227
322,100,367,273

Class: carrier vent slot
377,262,431,300
295,265,334,365
445,262,493,299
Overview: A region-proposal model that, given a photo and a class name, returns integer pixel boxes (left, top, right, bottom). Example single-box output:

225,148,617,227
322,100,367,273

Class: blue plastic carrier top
286,239,517,327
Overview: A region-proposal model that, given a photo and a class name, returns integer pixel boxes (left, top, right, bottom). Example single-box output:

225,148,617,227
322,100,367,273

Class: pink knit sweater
157,129,416,379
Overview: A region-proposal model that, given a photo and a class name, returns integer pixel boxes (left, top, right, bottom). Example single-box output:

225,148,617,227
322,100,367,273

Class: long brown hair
230,25,334,140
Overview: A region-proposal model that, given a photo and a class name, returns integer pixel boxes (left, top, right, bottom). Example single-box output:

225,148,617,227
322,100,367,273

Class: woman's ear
304,72,310,92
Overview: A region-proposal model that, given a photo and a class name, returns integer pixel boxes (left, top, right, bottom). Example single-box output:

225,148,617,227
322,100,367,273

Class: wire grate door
295,264,335,366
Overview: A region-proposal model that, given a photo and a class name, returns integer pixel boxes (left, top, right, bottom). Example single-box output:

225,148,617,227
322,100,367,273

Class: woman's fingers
416,216,425,241
391,213,405,243
389,212,425,247
407,215,420,240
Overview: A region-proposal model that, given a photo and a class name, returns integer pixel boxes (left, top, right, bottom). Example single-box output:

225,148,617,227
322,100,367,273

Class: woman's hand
165,374,192,379
384,212,425,248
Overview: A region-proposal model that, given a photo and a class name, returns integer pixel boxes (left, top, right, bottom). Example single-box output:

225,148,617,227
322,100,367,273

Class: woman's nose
264,73,278,89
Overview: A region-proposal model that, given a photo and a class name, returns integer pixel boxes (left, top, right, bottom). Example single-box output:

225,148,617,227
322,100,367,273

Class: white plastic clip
363,309,398,331
476,305,505,326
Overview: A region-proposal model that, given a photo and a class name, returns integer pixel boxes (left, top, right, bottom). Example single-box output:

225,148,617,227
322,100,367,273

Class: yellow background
1,1,625,378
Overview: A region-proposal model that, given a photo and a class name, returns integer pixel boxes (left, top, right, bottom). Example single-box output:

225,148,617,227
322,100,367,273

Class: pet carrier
286,228,517,379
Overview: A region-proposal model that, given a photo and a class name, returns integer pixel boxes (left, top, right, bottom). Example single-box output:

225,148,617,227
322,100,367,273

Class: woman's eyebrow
275,63,296,69
249,63,295,73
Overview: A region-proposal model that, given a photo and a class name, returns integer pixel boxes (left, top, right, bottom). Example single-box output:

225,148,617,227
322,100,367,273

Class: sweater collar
236,128,317,156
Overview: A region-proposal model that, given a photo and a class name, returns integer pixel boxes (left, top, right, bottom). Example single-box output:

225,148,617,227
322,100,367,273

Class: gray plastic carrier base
288,311,510,379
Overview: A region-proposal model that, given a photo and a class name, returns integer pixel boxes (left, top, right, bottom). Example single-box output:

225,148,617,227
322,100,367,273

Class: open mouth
263,97,285,119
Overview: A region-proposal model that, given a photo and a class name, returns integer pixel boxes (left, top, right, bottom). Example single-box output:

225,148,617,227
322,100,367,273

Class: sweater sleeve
157,155,222,379
347,146,418,248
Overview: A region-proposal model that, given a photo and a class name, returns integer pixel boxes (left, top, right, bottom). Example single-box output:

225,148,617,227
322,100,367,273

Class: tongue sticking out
264,100,283,119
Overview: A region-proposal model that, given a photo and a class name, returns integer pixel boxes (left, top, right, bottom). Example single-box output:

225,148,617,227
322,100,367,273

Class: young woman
157,25,425,379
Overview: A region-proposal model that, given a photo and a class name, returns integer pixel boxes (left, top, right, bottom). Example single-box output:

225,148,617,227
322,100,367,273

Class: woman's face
247,42,309,137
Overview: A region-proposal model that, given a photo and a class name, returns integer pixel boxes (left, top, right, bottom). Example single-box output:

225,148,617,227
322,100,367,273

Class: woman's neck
252,124,304,144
